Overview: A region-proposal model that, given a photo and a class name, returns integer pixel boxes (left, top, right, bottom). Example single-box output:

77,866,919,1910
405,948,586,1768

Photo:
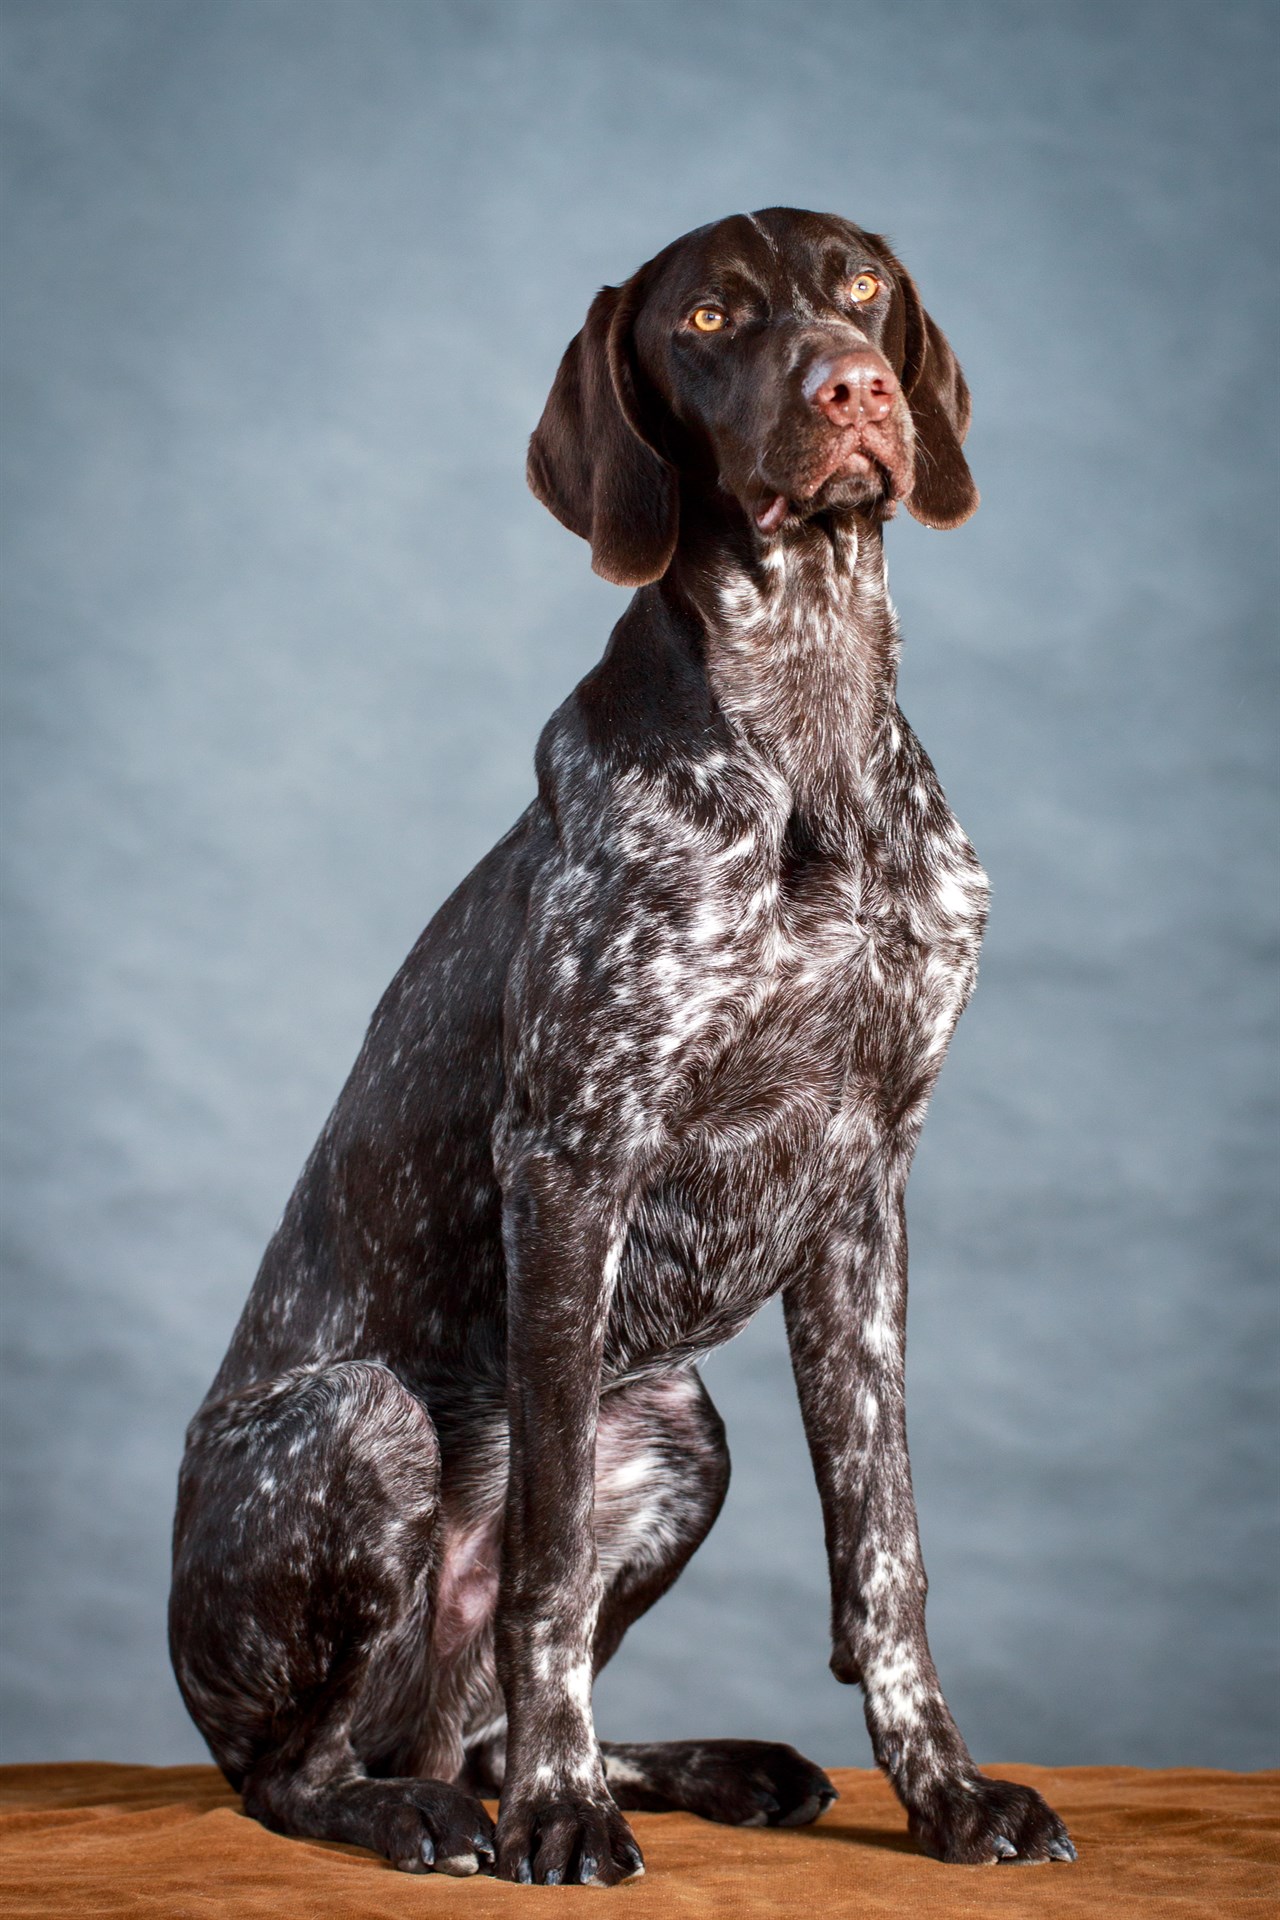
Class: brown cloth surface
0,1763,1276,1918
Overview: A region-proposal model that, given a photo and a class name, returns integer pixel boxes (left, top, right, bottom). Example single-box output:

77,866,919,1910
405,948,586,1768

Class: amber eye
690,305,727,332
850,272,882,304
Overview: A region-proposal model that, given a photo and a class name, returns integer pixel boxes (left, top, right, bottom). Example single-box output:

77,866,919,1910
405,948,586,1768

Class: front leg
493,1137,645,1888
783,1172,1076,1866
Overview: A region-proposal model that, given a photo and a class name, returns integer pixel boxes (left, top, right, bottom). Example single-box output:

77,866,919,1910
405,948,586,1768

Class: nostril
807,352,898,425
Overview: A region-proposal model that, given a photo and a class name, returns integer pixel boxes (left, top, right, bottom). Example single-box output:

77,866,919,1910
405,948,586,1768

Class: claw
1049,1836,1078,1862
778,1793,822,1828
993,1835,1018,1860
739,1790,781,1828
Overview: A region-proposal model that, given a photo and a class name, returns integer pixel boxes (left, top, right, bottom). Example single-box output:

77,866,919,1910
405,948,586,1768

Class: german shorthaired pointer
170,207,1076,1886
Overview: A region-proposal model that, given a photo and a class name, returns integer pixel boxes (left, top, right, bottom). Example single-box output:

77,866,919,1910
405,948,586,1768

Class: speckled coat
170,208,1075,1887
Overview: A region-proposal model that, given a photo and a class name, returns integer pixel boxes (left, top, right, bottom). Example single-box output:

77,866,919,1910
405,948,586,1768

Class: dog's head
527,208,978,587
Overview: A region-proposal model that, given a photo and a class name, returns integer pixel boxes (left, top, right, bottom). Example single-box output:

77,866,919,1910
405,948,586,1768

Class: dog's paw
321,1777,497,1875
908,1772,1076,1865
693,1739,836,1828
608,1738,837,1828
496,1791,644,1887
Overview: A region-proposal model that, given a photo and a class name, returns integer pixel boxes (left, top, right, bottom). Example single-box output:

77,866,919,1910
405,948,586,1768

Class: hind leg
170,1361,496,1875
466,1371,835,1848
595,1374,836,1830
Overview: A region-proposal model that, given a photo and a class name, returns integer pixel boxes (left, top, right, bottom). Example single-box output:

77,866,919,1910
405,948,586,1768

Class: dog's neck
664,506,901,829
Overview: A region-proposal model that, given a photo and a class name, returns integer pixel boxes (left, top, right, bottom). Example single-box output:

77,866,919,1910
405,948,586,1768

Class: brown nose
805,349,899,428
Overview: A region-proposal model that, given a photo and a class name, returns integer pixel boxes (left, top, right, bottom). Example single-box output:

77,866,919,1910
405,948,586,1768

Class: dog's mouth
750,426,907,535
751,451,892,534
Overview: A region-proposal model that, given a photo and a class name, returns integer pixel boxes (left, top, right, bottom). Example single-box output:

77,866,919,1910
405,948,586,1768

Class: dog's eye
690,306,727,333
849,273,882,304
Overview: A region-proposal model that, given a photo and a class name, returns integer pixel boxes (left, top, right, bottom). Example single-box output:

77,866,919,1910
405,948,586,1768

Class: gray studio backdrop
2,0,1276,1772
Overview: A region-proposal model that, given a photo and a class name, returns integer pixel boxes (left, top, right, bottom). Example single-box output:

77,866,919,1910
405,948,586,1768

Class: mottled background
2,0,1276,1771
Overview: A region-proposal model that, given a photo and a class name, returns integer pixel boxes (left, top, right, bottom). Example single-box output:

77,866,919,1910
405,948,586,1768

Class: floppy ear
527,281,678,587
878,250,979,530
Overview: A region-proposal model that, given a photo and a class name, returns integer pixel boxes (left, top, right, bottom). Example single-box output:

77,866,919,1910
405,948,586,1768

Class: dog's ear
527,280,678,587
876,248,979,531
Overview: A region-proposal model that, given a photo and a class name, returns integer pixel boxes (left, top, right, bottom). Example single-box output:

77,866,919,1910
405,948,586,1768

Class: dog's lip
754,493,790,533
752,449,882,533
750,445,879,533
798,446,875,500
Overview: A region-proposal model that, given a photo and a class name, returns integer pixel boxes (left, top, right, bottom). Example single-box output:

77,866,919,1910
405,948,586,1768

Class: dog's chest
605,771,986,1377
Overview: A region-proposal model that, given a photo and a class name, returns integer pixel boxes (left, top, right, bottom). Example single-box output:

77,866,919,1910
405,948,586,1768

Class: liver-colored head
528,207,979,586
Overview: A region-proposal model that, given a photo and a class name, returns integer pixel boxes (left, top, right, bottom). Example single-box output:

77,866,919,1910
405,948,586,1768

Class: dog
170,207,1076,1886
